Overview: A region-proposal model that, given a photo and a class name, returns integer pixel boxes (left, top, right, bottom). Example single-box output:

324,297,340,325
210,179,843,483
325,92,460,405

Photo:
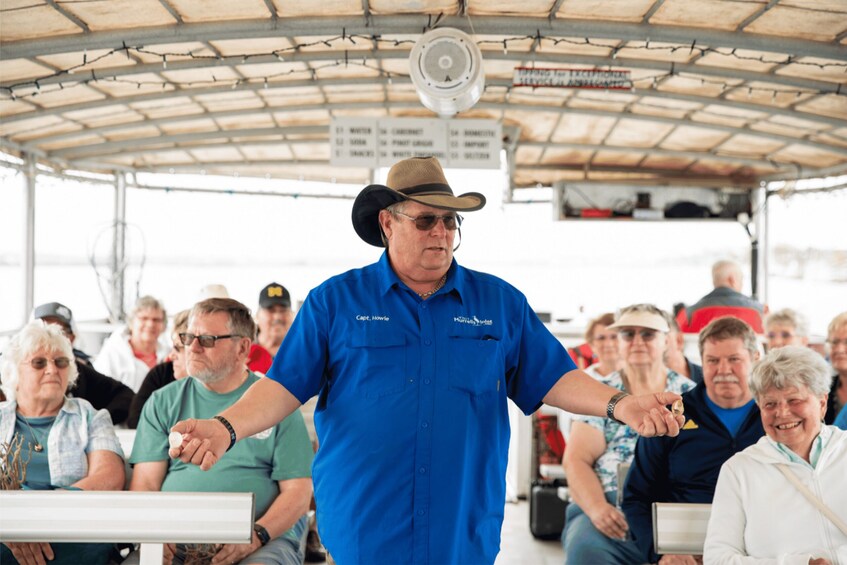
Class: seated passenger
126,309,190,429
94,295,170,393
562,304,696,564
0,322,124,565
583,313,622,380
704,346,846,564
676,260,764,334
826,311,847,426
622,317,765,563
129,298,313,565
764,307,809,351
33,301,134,426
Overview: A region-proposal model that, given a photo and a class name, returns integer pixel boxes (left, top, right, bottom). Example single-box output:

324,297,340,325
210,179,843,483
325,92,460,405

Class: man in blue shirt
170,156,686,565
622,317,766,564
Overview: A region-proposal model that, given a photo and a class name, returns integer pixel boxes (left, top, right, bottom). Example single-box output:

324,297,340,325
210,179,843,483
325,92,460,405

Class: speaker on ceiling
409,27,485,118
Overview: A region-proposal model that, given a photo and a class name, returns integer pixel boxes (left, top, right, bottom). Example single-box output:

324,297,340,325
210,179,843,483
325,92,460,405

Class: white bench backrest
115,428,137,459
652,502,712,555
0,490,254,544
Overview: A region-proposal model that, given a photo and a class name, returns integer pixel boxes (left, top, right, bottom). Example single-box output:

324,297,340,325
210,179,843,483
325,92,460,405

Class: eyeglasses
393,211,463,231
618,329,659,342
171,341,184,352
28,357,71,370
593,334,618,342
829,339,847,348
178,333,242,348
767,331,795,340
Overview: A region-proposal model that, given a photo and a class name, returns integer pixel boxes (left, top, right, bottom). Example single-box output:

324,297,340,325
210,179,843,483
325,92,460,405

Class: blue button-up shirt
269,253,575,564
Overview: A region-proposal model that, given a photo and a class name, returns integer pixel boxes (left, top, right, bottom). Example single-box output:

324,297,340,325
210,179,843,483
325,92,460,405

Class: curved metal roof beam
4,46,839,94
19,77,845,149
85,135,784,171
2,16,843,60
37,100,847,160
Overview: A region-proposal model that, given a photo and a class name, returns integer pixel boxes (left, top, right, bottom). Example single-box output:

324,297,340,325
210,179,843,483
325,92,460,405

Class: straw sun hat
351,156,486,247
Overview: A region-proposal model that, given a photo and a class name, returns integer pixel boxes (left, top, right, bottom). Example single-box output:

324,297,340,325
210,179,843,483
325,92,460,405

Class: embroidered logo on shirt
453,315,493,326
249,428,273,440
355,315,390,322
682,419,699,430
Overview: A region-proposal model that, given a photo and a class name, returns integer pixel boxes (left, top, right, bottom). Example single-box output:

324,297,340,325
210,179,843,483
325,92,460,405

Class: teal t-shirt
130,373,314,543
15,414,53,489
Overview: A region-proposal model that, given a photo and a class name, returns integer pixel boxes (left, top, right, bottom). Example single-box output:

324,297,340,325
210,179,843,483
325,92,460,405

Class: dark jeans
1,542,115,565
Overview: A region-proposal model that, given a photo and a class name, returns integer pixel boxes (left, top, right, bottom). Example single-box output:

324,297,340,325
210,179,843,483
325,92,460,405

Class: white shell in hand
168,431,184,449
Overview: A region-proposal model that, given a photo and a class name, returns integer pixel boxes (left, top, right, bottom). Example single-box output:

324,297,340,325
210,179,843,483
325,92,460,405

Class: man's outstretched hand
617,391,685,437
168,418,229,471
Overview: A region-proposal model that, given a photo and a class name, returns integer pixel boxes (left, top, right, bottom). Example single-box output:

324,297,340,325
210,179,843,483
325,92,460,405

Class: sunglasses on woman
618,329,659,342
29,357,71,369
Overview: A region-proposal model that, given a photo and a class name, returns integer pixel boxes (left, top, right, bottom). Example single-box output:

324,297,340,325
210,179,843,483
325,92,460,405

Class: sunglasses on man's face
28,357,71,370
618,329,659,342
178,333,241,348
393,211,463,231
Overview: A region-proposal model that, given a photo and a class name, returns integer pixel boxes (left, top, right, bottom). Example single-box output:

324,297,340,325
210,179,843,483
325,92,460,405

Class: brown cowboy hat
351,156,486,247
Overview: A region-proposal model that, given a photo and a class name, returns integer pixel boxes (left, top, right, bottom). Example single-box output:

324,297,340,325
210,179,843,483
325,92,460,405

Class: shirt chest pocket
350,327,407,398
448,337,503,397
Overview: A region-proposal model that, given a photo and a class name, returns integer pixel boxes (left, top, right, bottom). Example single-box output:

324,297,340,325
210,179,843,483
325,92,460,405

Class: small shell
671,399,684,416
168,431,184,449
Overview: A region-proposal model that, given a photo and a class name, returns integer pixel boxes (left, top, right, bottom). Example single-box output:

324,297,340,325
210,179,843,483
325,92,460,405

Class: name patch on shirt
249,428,273,440
453,315,493,327
355,315,391,322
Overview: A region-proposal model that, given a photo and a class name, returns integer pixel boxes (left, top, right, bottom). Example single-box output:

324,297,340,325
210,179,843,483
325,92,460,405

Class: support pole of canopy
751,181,769,305
110,171,127,323
23,155,36,325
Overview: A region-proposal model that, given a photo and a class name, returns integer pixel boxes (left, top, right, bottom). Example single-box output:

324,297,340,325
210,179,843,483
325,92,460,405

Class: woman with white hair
704,346,846,565
764,307,809,351
94,295,170,392
0,321,124,565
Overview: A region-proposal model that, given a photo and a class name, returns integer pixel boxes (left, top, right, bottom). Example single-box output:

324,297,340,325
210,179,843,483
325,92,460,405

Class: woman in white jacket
94,296,170,393
705,346,847,565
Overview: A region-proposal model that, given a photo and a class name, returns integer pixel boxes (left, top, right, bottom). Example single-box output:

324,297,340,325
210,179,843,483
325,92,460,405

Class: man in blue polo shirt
170,156,686,565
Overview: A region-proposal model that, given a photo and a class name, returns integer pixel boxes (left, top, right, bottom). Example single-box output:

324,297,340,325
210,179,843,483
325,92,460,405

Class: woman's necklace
18,414,46,452
416,274,447,299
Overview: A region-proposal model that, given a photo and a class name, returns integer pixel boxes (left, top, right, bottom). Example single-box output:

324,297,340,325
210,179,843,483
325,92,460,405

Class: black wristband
213,415,237,452
606,391,631,425
253,523,271,546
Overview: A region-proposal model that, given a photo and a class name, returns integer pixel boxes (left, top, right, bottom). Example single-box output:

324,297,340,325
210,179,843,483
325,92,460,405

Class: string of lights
3,32,844,102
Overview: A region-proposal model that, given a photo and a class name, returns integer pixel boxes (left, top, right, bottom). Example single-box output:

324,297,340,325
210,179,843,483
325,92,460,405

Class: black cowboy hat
351,156,486,247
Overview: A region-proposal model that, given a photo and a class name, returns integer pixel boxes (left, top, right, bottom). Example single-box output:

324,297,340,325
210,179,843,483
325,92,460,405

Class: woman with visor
562,304,696,564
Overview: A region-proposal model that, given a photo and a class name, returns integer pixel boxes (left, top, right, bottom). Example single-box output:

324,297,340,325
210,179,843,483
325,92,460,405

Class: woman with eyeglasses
583,313,622,380
0,321,124,565
94,295,170,393
825,311,847,426
562,304,696,564
127,309,191,429
764,308,810,351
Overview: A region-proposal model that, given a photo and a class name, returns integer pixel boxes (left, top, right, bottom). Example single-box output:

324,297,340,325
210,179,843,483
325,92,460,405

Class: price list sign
331,117,501,169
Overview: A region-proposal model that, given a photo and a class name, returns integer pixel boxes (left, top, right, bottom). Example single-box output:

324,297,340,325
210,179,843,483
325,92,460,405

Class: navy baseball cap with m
259,283,291,309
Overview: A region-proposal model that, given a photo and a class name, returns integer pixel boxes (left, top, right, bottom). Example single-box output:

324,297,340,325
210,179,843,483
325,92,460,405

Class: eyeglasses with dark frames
618,329,659,342
28,357,71,370
178,333,242,348
392,211,463,231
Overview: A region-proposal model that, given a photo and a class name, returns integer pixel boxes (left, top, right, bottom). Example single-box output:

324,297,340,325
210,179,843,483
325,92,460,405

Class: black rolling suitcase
529,478,568,540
